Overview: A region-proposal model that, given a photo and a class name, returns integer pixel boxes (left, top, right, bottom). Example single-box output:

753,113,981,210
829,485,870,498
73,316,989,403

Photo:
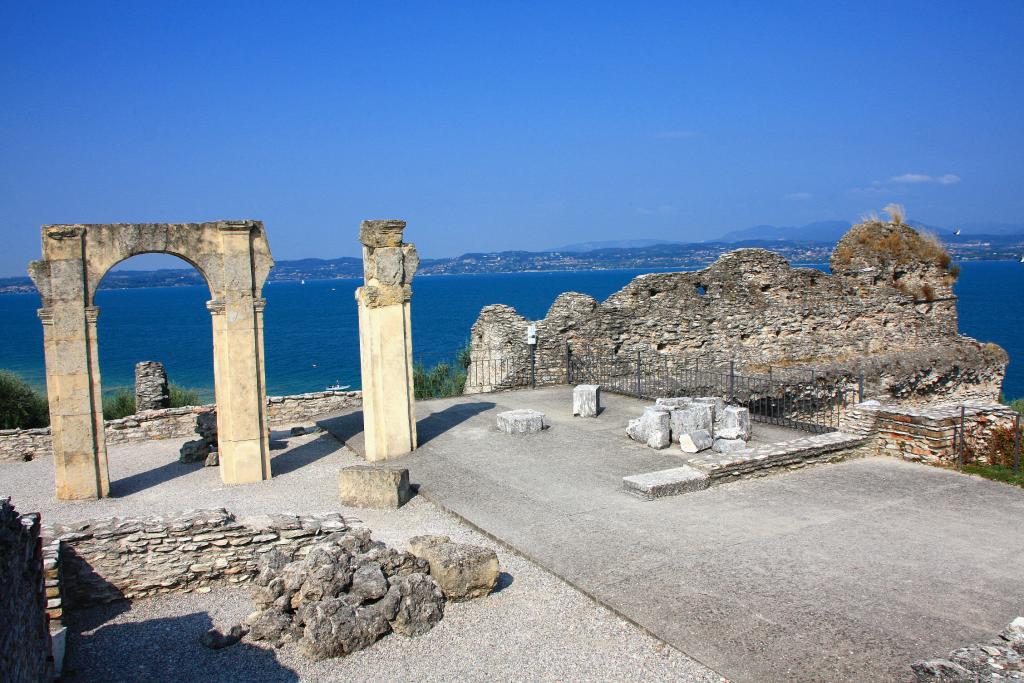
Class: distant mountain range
1,224,1021,294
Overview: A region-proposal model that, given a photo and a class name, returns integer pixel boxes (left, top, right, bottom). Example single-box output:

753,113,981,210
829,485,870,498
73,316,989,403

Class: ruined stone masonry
134,361,169,411
45,509,350,607
467,222,1007,402
0,498,54,683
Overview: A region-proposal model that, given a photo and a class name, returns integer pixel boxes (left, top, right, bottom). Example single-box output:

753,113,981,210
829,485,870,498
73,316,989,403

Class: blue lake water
1,262,1021,401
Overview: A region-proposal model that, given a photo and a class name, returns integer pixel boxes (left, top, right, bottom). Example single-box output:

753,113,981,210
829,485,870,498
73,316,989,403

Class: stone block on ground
626,406,671,449
670,404,714,442
203,451,219,467
623,466,710,500
712,437,747,454
179,439,211,464
496,409,547,434
679,429,713,454
719,405,752,440
572,384,601,417
338,466,412,509
408,535,500,601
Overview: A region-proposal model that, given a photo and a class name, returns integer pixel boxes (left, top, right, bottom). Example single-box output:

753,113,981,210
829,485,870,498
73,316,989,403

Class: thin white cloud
890,173,961,185
654,130,697,140
636,205,677,216
784,192,812,201
848,181,895,196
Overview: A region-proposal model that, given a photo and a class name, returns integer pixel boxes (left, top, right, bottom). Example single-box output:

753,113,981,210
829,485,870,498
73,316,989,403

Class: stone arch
28,221,275,500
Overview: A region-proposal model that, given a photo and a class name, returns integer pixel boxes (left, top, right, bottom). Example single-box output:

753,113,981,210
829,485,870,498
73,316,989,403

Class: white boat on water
326,382,350,391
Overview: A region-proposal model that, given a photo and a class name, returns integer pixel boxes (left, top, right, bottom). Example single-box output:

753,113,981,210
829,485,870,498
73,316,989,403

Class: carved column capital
206,299,226,316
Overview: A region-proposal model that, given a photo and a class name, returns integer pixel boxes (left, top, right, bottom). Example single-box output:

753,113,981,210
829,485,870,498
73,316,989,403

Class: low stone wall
0,498,53,683
847,400,1018,464
0,390,362,462
46,508,349,607
689,431,868,483
265,391,361,425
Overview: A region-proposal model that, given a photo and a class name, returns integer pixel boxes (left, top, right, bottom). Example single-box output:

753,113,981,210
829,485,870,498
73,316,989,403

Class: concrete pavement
322,386,1024,682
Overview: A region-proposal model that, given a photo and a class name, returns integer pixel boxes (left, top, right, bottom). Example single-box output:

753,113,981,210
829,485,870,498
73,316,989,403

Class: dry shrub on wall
964,424,1021,467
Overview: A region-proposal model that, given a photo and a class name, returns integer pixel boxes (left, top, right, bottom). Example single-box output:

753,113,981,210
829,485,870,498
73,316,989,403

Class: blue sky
1,1,1022,275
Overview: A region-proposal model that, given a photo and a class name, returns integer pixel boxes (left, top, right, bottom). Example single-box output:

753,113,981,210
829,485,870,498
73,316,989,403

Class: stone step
622,466,709,500
687,431,865,482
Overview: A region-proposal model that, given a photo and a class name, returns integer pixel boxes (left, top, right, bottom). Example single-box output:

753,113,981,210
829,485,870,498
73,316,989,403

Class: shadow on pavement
66,609,299,682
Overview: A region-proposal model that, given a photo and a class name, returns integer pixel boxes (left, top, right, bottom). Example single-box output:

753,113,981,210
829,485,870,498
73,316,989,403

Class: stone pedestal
355,220,419,462
496,409,546,434
135,361,169,411
718,405,752,440
573,384,601,417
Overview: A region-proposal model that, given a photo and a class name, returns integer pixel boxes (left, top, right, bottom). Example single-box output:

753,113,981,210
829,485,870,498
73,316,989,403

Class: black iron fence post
1014,413,1021,474
635,350,642,397
858,374,865,403
958,405,966,470
565,340,572,385
728,361,735,401
532,344,540,387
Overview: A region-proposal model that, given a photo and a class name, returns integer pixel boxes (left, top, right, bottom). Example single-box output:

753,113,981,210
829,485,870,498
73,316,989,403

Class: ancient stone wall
467,222,1007,402
841,400,1017,465
45,509,349,607
0,499,53,683
0,390,362,462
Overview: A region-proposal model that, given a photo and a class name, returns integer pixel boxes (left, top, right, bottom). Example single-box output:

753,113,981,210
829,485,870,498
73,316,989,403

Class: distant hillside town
1,225,1022,294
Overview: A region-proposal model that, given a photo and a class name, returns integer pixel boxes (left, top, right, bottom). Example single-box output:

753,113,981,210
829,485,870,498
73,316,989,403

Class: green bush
103,382,204,419
414,344,471,399
102,389,136,420
169,383,201,407
0,370,49,429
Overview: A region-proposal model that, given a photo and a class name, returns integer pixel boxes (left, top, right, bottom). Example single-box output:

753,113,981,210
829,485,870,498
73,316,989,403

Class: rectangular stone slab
338,465,412,508
622,466,710,500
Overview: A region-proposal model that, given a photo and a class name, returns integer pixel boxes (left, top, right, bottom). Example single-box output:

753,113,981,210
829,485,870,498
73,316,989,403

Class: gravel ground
1,431,723,682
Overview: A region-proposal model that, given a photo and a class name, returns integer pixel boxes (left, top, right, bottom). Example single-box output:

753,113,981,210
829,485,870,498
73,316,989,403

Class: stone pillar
134,361,170,411
355,219,419,461
31,227,109,500
208,222,272,484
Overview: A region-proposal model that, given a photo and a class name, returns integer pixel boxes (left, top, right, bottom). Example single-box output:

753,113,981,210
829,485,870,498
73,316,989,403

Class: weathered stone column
30,227,109,500
134,361,169,411
355,220,419,461
209,223,272,484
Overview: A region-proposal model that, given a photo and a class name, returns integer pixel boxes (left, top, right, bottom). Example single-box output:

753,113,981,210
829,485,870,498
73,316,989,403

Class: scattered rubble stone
912,617,1024,681
626,406,671,449
679,429,713,454
179,439,211,464
408,535,500,601
200,625,247,650
245,530,444,660
670,404,714,443
718,406,752,440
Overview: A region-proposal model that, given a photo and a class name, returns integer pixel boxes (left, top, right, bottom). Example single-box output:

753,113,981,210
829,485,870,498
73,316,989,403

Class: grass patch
0,370,49,429
169,383,201,407
414,344,471,399
963,463,1024,488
